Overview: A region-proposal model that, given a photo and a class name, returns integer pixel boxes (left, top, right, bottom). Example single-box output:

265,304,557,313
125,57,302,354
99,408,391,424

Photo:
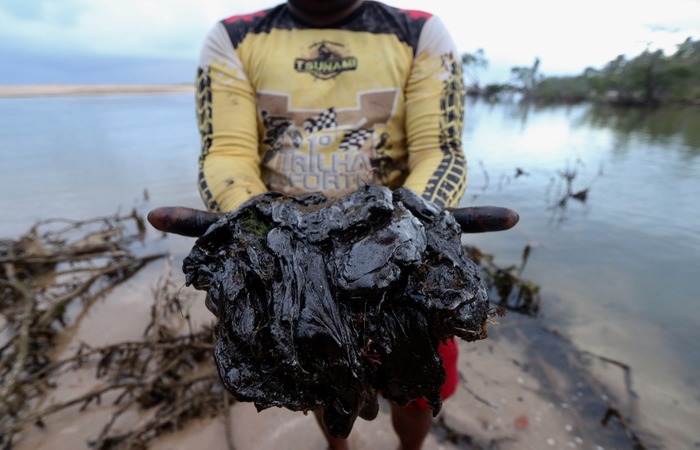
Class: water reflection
463,99,700,446
479,98,700,154
578,104,700,154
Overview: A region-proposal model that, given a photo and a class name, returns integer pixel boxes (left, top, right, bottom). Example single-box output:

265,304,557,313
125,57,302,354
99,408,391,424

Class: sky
1,0,699,84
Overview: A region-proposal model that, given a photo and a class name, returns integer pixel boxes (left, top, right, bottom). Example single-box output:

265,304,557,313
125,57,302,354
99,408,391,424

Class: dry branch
0,211,175,448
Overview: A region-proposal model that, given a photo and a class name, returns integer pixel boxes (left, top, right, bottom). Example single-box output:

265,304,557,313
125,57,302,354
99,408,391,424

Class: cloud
417,0,700,77
1,0,46,21
1,0,699,83
0,0,86,26
0,0,279,83
0,0,266,59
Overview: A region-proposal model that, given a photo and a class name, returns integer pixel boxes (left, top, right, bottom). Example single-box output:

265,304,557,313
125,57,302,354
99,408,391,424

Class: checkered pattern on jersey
303,108,337,133
338,129,373,152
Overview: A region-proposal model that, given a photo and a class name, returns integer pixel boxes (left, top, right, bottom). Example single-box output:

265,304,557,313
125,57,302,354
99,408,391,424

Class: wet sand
0,84,194,98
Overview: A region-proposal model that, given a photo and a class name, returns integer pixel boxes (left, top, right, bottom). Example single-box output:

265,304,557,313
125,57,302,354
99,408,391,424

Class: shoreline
0,84,195,98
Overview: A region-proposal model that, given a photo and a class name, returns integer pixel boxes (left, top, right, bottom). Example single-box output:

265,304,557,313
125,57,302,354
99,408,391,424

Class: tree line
463,37,700,106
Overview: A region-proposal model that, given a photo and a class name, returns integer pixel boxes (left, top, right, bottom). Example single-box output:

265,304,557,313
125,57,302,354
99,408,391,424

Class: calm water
1,94,699,444
0,94,203,232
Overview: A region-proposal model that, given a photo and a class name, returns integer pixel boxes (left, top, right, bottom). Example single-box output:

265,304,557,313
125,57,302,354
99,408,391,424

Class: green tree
600,54,627,95
619,49,665,104
510,57,542,95
475,37,700,104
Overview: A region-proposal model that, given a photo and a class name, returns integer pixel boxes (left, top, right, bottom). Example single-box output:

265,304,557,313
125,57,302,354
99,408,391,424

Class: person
159,1,467,449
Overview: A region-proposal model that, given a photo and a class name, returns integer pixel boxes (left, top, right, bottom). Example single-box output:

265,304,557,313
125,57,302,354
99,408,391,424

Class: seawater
1,93,699,444
0,93,203,233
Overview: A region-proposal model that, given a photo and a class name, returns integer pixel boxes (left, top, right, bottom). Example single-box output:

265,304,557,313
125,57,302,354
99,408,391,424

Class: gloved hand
147,207,223,237
147,207,225,316
147,205,519,237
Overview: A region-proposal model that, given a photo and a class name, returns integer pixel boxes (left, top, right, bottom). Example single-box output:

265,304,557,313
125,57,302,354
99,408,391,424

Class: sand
0,84,194,98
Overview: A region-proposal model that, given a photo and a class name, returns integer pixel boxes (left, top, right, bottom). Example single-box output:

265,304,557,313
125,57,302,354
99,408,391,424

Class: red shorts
404,337,459,410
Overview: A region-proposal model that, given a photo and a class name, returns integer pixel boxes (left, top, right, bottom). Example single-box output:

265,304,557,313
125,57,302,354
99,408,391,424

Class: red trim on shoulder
224,10,266,24
398,9,433,20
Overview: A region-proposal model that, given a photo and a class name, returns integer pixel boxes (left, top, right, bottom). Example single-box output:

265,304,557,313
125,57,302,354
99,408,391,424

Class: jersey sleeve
402,16,466,209
196,22,268,212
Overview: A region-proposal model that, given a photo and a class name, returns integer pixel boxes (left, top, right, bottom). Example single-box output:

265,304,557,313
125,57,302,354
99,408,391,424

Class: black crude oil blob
182,185,489,438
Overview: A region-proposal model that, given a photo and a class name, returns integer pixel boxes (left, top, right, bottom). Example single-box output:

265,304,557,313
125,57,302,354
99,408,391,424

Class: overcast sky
1,0,699,84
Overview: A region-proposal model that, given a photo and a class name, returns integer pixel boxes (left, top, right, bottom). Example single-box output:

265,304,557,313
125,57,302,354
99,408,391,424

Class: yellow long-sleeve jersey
196,1,466,212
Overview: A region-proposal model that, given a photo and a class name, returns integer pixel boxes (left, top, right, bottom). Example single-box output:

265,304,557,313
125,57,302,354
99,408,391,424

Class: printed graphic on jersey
303,108,337,133
257,90,400,196
422,54,466,208
265,108,375,194
294,41,358,80
261,112,298,165
195,67,220,211
338,129,373,152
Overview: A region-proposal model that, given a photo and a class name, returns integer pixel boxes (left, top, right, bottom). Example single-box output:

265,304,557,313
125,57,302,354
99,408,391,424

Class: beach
4,221,648,450
2,88,698,449
13,277,639,450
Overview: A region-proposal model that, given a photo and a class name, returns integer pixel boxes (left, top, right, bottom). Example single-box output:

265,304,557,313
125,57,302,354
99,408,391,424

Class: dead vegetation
2,207,646,450
545,159,603,223
465,244,541,316
0,208,544,449
0,211,230,449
